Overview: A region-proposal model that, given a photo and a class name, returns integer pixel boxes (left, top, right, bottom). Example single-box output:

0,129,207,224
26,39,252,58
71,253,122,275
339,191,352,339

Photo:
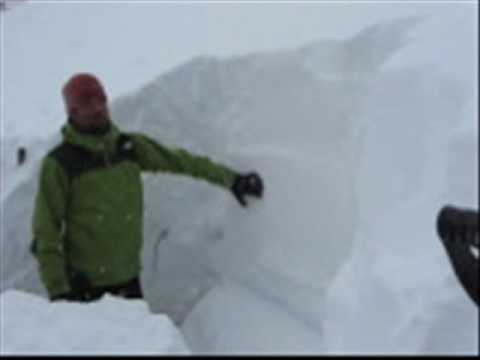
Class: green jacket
32,123,237,298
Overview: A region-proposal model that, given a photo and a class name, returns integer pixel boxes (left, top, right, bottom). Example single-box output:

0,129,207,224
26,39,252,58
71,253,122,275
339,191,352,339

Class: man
436,205,478,306
31,73,264,302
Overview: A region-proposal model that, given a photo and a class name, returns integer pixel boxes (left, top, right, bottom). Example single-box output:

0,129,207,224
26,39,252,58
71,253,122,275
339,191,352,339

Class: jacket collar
61,122,120,156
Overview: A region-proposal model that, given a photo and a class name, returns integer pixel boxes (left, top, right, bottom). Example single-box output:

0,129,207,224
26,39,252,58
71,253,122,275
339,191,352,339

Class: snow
0,290,189,355
182,283,326,354
1,1,478,356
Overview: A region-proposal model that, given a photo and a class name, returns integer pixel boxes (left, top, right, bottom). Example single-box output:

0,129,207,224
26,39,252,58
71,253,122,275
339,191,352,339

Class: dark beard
69,117,112,136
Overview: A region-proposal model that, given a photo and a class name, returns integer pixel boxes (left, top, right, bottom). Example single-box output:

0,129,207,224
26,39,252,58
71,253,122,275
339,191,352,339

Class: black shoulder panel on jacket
48,134,138,181
48,142,100,180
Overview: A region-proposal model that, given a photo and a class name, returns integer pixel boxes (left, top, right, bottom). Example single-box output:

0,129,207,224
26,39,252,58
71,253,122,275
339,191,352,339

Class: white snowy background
1,0,478,355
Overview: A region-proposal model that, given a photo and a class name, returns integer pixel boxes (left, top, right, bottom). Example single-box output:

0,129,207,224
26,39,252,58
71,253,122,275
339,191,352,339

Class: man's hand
231,172,264,207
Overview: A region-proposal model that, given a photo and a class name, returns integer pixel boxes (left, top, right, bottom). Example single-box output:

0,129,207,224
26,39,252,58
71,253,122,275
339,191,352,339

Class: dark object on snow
17,147,27,166
436,205,479,306
231,172,264,207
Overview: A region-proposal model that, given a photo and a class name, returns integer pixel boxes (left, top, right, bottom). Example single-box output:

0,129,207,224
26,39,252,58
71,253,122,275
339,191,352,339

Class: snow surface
1,1,478,356
0,290,189,355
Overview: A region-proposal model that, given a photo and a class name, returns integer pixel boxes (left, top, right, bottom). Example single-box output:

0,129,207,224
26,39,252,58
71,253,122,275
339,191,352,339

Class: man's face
69,91,110,133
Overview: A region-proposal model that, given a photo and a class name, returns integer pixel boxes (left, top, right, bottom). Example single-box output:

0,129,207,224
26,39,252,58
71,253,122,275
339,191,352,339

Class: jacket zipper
104,152,111,167
102,143,111,167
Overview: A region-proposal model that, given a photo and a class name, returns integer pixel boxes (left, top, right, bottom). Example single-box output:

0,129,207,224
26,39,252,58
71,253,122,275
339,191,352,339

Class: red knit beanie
62,73,107,114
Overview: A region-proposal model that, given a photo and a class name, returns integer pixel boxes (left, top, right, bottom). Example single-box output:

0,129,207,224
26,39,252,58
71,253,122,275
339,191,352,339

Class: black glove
231,172,264,207
436,205,478,247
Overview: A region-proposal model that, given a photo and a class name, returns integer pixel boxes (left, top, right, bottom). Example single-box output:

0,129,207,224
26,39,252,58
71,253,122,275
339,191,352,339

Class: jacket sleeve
32,156,71,299
132,134,238,189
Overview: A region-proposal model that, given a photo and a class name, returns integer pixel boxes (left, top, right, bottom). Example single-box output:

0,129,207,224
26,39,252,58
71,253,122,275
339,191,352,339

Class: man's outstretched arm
132,134,264,206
